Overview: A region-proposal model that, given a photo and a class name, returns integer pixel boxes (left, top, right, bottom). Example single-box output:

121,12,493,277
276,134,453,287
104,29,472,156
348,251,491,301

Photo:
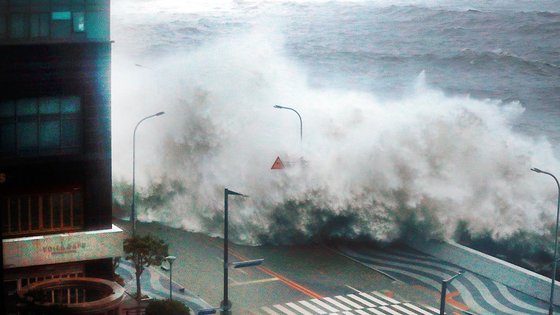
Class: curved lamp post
165,255,177,300
131,112,165,235
220,189,263,315
440,270,464,315
531,167,560,315
273,105,302,144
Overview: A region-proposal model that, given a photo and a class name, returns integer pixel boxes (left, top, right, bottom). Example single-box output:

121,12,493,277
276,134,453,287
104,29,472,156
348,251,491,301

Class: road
117,219,558,314
119,219,439,314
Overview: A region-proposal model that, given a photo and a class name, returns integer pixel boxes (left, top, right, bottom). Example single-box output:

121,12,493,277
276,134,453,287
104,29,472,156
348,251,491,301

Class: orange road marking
446,291,469,311
229,249,324,299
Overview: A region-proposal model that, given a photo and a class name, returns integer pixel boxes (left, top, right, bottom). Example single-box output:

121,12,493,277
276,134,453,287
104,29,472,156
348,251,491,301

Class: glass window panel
10,0,28,7
73,192,82,226
33,0,50,11
17,121,37,149
9,198,18,232
42,195,51,229
0,123,16,153
52,0,71,11
85,11,108,39
39,120,60,148
0,14,6,38
73,12,84,32
20,197,29,231
61,96,80,113
9,13,27,39
51,12,71,20
30,13,39,37
0,100,14,117
61,119,79,147
63,193,71,227
71,0,85,10
52,195,61,228
51,19,71,38
30,196,39,230
16,98,37,116
39,13,49,37
1,198,8,233
39,97,59,114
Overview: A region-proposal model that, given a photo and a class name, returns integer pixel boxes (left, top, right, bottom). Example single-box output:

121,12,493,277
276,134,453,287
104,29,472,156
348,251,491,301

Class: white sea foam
112,26,560,244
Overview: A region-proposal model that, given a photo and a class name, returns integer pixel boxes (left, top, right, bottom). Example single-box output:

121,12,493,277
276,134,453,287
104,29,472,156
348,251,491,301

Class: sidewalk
116,259,213,314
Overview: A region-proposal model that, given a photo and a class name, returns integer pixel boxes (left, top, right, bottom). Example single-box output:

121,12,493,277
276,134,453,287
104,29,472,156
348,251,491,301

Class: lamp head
273,105,284,109
531,168,543,173
165,255,176,263
156,111,165,116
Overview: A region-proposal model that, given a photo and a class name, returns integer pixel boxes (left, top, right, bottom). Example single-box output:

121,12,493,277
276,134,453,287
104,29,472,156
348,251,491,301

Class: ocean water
111,0,560,244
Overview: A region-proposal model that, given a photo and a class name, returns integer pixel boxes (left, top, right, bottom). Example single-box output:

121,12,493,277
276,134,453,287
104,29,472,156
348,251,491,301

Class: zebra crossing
332,243,556,315
257,290,439,315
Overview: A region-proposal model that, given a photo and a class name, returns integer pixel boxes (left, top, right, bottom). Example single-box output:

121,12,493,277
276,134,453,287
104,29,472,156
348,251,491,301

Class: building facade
0,0,124,313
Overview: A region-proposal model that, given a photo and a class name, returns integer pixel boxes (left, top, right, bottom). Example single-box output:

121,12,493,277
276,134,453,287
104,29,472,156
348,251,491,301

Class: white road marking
299,300,327,314
324,297,352,311
393,304,421,315
367,307,389,315
373,291,400,304
311,298,339,313
336,295,363,309
380,305,402,315
286,302,313,315
273,304,297,315
231,277,279,287
346,285,362,293
262,306,281,315
403,303,437,315
348,294,376,307
359,292,388,306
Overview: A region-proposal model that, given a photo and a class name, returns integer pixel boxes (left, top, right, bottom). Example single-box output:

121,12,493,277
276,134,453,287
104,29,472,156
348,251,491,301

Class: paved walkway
333,243,557,315
116,259,213,313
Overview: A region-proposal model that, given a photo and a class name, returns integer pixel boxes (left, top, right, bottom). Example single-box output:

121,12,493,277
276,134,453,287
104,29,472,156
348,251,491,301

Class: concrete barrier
407,238,560,305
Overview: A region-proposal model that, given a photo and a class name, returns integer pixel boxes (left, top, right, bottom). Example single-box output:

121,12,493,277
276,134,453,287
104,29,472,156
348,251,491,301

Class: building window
0,0,111,42
0,96,82,157
1,190,83,237
72,12,85,32
30,13,50,38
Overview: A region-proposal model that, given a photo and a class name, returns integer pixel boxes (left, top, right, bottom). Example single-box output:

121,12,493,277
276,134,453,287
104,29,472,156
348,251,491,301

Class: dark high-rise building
0,1,124,314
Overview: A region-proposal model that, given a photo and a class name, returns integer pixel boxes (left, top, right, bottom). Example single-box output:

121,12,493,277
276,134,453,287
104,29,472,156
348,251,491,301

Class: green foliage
124,234,169,272
145,299,191,315
124,234,169,299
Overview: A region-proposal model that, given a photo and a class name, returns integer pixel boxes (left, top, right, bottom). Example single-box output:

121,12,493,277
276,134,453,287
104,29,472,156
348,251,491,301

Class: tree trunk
136,270,142,300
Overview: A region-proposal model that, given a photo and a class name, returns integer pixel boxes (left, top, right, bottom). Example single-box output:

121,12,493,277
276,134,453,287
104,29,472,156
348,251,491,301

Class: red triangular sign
271,156,285,170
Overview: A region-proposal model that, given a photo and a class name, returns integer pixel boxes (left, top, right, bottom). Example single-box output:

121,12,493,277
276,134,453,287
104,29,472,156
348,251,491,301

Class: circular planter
18,277,125,315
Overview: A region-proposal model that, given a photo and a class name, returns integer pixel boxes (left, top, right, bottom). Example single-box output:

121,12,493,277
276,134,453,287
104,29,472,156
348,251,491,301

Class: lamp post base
220,300,232,315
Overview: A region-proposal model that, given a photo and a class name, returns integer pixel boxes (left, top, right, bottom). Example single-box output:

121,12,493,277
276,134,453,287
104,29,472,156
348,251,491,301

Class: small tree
124,234,169,300
146,299,191,315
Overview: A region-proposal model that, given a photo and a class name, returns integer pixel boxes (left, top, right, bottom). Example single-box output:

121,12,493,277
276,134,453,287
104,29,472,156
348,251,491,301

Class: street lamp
165,255,177,300
440,270,464,315
221,188,263,315
131,112,165,235
531,167,560,315
273,105,303,144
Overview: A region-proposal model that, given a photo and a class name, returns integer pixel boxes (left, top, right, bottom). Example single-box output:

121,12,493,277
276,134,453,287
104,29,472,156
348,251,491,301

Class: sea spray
112,29,560,246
